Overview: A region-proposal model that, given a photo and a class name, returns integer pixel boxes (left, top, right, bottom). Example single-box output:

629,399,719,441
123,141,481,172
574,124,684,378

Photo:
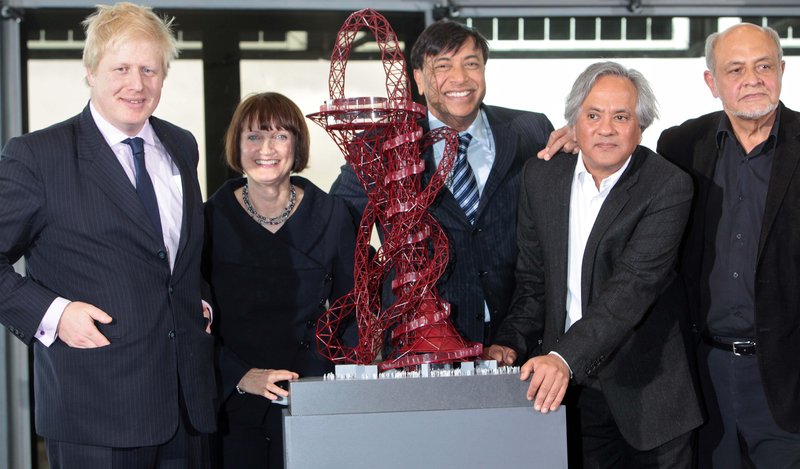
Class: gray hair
564,61,659,131
705,23,783,76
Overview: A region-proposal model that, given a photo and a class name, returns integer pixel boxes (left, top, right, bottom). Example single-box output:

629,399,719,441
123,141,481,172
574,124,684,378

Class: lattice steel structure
309,8,483,370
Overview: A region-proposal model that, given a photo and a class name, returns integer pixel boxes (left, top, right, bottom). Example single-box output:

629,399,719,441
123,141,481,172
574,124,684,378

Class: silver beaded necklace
242,183,296,226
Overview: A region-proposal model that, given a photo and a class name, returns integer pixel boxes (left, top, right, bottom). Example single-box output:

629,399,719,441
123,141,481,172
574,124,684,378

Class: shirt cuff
37,297,71,347
549,351,574,379
202,299,213,325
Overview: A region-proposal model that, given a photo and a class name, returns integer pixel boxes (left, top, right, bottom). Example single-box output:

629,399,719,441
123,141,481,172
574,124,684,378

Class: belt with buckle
702,334,757,356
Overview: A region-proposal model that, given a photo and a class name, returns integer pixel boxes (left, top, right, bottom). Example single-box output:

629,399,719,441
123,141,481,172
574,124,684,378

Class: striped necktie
123,137,163,239
451,133,479,224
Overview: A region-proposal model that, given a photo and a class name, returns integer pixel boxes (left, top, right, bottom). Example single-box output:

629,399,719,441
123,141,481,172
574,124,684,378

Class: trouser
46,398,209,469
565,386,693,469
697,342,800,468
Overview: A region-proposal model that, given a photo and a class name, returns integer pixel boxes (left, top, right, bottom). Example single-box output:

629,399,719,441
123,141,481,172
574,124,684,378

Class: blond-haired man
0,3,215,467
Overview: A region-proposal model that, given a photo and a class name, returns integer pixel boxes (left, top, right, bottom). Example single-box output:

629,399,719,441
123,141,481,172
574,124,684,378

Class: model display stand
293,8,567,468
284,362,567,469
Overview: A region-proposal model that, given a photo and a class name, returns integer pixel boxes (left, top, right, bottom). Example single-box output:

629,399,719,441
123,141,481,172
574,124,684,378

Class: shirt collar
89,101,156,149
715,102,781,151
428,108,492,148
574,150,632,193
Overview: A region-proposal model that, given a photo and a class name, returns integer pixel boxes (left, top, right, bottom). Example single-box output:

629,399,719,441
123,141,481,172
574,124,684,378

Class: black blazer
203,176,357,426
330,104,553,343
657,103,800,433
0,105,216,446
494,146,703,451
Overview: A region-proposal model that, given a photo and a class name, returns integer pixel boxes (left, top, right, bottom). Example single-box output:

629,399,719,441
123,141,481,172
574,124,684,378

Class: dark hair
410,19,489,70
224,92,310,173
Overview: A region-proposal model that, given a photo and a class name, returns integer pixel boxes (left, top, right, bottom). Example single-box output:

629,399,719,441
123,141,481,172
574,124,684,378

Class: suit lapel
759,105,800,259
686,114,722,271
580,148,641,307
694,123,719,179
424,106,519,227
151,117,193,268
77,106,160,241
422,127,472,226
550,155,576,336
479,106,516,220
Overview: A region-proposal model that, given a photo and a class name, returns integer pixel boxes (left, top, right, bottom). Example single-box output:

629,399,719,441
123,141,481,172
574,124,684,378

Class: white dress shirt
565,152,631,331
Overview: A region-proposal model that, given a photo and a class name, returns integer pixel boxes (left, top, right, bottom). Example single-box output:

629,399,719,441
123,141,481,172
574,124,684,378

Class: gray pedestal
284,373,567,469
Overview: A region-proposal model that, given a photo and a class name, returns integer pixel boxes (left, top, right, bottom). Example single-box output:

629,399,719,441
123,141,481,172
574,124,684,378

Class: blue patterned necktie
123,137,163,239
451,132,479,224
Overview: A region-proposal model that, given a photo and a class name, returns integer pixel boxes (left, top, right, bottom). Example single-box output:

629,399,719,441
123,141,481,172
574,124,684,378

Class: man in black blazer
0,3,215,467
657,23,800,467
489,62,702,467
330,20,553,345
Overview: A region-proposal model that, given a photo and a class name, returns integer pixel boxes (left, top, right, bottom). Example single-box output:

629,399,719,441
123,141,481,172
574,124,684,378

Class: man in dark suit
0,3,215,467
657,23,800,467
330,19,553,345
488,61,702,468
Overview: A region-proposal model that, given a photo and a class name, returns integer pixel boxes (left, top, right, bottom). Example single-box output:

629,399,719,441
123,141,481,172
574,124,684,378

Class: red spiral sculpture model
308,8,483,371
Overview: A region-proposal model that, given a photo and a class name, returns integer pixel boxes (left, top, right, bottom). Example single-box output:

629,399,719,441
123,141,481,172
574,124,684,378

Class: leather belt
703,334,757,356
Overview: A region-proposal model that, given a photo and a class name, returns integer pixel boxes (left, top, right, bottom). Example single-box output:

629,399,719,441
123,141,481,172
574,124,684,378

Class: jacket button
306,320,314,328
318,299,327,307
325,274,333,282
168,330,176,339
299,340,310,350
478,271,487,277
157,250,167,260
472,227,482,235
168,286,174,294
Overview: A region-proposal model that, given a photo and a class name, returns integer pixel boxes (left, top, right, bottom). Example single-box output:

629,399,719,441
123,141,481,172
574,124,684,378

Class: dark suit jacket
657,102,800,433
330,104,553,343
494,146,703,451
0,105,216,446
203,176,356,427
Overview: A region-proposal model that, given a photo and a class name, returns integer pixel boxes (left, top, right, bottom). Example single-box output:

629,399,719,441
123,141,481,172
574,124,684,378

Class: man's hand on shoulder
537,125,578,160
57,301,112,348
520,354,570,414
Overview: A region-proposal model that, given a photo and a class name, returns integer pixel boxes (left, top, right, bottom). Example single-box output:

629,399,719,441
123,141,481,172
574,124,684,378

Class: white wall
28,55,800,198
485,56,800,150
241,56,800,192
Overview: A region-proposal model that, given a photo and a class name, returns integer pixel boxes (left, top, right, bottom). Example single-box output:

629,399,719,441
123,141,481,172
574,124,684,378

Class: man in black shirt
656,23,800,468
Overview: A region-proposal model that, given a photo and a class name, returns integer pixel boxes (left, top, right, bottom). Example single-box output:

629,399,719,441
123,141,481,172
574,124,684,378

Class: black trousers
46,397,209,469
697,343,800,468
214,403,284,469
565,386,693,469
